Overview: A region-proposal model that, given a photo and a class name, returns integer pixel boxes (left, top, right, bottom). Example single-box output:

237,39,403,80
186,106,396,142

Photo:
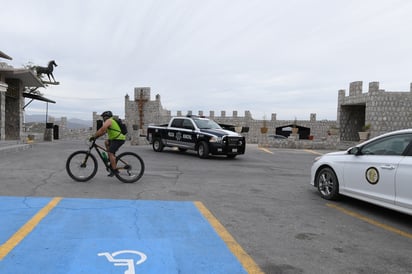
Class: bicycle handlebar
87,137,98,149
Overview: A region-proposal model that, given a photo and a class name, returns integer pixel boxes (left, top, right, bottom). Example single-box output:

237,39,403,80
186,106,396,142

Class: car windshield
194,118,221,129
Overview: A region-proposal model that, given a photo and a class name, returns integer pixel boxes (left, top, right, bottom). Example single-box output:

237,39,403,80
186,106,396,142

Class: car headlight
313,156,322,163
210,136,222,143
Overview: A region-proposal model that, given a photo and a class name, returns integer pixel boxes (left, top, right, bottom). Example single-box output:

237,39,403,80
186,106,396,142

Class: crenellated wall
338,81,412,141
123,87,337,144
58,82,412,148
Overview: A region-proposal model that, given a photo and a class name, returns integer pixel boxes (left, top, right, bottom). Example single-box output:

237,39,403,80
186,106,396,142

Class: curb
0,143,33,154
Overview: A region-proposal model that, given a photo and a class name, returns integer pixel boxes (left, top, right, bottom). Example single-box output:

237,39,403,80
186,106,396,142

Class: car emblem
365,167,379,185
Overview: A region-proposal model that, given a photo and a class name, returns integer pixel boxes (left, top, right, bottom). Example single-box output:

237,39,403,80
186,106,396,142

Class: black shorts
108,140,125,154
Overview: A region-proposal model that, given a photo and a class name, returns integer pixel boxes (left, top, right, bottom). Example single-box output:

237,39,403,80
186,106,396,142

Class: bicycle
66,138,145,183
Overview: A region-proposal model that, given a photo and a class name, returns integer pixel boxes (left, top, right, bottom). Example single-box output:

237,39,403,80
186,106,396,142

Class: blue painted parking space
0,197,52,244
0,197,250,273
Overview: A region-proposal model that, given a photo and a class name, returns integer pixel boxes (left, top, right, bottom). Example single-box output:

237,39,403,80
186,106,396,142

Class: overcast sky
2,0,412,121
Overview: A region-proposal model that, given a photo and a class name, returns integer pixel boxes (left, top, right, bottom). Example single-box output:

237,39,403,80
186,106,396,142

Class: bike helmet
101,110,113,118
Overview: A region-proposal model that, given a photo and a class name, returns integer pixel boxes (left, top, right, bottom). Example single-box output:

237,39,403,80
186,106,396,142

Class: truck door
168,118,196,149
167,118,184,145
181,119,197,149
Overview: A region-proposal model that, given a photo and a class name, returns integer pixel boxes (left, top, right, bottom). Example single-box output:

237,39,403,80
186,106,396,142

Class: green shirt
107,118,126,141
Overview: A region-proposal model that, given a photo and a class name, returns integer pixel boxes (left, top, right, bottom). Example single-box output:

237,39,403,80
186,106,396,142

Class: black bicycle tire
66,150,98,182
114,152,145,183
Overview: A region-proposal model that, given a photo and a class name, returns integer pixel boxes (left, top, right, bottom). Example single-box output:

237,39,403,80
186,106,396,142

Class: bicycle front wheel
66,151,98,182
115,152,145,183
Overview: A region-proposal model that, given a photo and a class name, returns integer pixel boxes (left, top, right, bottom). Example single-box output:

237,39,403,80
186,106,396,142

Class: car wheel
197,141,209,159
316,167,340,200
152,138,164,152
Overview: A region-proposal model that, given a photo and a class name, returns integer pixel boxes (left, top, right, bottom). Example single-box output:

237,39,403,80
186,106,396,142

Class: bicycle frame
86,139,127,170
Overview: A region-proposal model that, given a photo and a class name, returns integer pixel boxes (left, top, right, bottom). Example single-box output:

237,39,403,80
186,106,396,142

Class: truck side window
182,120,194,130
171,119,184,128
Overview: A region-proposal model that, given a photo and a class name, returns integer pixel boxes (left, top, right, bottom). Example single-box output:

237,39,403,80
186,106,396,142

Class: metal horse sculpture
35,60,58,82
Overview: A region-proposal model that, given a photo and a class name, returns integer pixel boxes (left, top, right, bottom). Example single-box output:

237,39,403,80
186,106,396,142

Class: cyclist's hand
89,136,96,142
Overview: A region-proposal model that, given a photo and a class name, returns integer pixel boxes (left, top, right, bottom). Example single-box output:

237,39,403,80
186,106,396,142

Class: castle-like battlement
339,81,412,98
122,87,338,144
338,81,412,141
23,81,412,149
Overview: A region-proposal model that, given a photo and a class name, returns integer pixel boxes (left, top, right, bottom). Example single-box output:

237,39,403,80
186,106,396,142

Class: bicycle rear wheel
115,152,145,183
66,151,98,182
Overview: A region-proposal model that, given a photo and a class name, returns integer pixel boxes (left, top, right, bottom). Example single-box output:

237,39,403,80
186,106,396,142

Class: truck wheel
153,138,164,152
197,141,209,159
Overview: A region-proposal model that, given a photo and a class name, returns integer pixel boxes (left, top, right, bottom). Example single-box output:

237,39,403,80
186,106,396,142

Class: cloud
3,0,412,121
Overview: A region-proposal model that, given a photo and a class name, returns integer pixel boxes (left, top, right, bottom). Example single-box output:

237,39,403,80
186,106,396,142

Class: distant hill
24,114,48,123
25,115,92,129
65,118,92,129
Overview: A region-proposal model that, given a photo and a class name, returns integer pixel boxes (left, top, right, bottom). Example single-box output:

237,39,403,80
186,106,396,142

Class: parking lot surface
1,140,412,273
0,196,253,273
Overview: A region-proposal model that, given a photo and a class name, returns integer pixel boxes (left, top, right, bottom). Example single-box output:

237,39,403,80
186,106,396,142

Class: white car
311,129,412,216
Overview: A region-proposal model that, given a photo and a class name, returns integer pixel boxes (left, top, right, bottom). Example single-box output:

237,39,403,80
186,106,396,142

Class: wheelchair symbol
98,250,147,274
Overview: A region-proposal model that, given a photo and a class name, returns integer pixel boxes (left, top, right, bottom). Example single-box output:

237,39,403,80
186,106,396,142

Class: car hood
200,128,241,137
323,151,348,157
325,150,348,156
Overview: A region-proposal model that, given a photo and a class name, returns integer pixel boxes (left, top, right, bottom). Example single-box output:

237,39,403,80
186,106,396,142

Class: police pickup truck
146,116,246,158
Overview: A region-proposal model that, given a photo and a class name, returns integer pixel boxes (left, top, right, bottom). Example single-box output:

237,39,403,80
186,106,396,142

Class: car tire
316,167,340,200
197,141,209,159
152,138,164,152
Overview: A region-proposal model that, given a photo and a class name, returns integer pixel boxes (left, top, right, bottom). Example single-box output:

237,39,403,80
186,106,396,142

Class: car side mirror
348,147,361,155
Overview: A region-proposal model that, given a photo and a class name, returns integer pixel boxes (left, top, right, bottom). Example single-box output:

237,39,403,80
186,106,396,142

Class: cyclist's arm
93,119,112,138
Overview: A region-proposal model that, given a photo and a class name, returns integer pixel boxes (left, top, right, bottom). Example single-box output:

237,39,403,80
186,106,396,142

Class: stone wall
49,82,412,149
338,81,412,141
123,87,337,144
5,79,22,140
0,81,6,140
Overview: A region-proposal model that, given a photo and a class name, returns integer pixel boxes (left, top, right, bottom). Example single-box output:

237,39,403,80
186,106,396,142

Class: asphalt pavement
1,139,412,273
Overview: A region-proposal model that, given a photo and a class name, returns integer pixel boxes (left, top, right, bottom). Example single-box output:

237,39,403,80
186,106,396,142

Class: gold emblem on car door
365,167,379,185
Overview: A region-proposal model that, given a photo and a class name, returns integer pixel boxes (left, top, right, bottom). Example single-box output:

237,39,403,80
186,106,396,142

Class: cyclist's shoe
107,169,119,177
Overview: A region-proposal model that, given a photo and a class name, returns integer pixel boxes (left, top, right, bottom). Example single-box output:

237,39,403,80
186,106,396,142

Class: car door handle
381,165,395,170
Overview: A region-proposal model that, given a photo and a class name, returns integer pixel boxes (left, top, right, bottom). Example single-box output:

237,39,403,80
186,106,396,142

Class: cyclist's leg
108,140,125,175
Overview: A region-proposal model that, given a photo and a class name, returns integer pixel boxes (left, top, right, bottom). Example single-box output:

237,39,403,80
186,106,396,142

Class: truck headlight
210,136,222,143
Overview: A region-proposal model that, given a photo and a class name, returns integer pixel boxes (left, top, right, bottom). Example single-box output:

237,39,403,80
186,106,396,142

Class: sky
2,0,412,121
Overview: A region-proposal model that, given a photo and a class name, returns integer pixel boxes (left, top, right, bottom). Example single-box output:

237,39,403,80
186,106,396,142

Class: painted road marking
258,147,273,154
98,250,147,274
195,201,264,274
0,197,62,260
0,197,259,273
327,203,412,240
303,149,323,155
259,147,325,156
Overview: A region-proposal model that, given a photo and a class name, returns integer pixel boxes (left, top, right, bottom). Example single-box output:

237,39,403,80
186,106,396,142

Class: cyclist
90,111,126,176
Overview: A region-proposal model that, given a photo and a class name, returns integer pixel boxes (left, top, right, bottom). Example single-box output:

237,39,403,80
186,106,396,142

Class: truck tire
197,141,209,159
153,138,164,152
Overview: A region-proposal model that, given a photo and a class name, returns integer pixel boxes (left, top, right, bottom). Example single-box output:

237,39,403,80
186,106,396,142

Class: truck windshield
194,119,222,129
